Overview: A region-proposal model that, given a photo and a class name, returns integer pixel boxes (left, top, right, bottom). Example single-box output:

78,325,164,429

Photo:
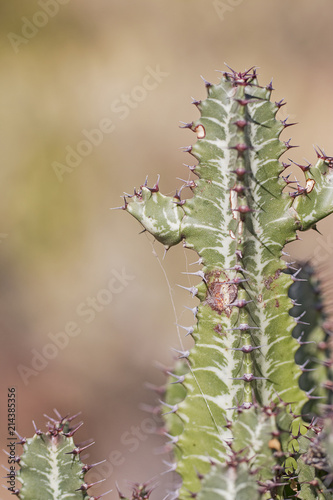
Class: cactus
9,411,110,500
121,67,333,499
8,67,333,500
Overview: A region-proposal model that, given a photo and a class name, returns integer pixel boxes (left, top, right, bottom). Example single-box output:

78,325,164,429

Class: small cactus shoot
121,67,333,499
12,411,109,500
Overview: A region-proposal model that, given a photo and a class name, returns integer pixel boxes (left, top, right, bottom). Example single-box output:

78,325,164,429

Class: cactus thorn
162,460,177,474
234,98,253,106
289,182,308,197
173,188,182,201
179,121,194,129
91,489,113,499
191,98,201,107
61,409,82,422
76,478,106,492
176,324,194,337
282,174,298,185
200,75,212,88
139,403,161,416
184,305,198,316
62,421,84,437
227,324,259,331
176,177,197,189
82,459,106,473
116,482,126,499
181,145,193,154
233,119,248,129
226,299,253,308
314,144,328,159
281,117,298,128
147,175,160,193
164,432,179,445
275,98,286,108
163,491,179,500
110,196,128,210
173,199,186,206
299,360,317,372
229,402,254,411
224,277,248,285
306,387,326,400
145,381,166,395
43,412,64,425
231,184,248,195
14,431,26,445
2,463,17,473
291,268,308,282
32,421,42,436
3,486,20,496
231,344,263,353
294,310,310,325
266,79,274,91
223,64,258,85
224,264,248,273
284,138,299,150
120,68,333,498
181,270,205,279
170,347,190,359
66,441,95,456
189,257,203,266
177,284,198,296
183,163,197,173
289,158,312,172
231,373,267,382
166,371,186,384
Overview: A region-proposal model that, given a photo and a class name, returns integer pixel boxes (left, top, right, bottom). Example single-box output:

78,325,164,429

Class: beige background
1,1,333,498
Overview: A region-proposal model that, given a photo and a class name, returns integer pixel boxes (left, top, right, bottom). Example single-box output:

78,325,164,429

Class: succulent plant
8,411,110,500
120,66,333,499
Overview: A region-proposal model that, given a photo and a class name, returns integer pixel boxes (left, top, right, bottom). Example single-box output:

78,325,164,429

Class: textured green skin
289,265,332,414
17,417,92,500
123,69,333,499
195,404,296,500
197,462,260,500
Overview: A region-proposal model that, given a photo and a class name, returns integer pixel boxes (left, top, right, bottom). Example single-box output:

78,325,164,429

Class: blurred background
1,1,333,498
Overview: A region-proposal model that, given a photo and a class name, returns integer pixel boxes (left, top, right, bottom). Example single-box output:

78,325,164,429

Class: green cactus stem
14,411,108,500
121,67,333,499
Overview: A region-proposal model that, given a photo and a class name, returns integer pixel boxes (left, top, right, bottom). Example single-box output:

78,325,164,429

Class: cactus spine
122,67,333,499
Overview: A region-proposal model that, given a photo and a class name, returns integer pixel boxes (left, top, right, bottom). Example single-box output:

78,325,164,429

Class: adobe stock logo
51,65,169,183
17,268,135,386
7,0,71,54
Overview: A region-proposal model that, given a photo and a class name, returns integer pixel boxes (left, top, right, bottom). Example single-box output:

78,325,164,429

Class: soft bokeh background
1,1,333,498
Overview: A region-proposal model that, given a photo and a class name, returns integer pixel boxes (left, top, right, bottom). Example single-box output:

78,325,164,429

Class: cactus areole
121,67,333,499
